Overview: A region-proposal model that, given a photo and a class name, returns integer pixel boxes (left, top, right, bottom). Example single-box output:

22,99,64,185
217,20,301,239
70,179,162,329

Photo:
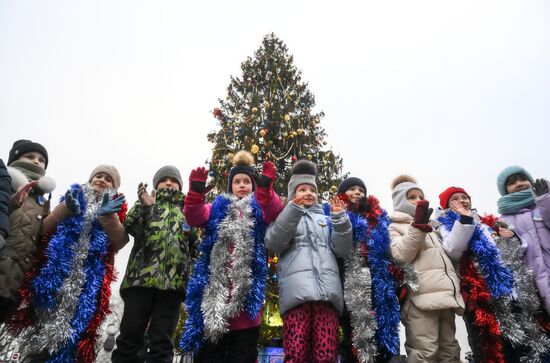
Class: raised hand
414,200,433,225
189,167,210,194
254,161,277,188
137,182,156,207
98,193,126,216
449,199,472,217
12,180,38,206
65,189,81,214
292,195,306,207
330,196,345,213
532,178,549,197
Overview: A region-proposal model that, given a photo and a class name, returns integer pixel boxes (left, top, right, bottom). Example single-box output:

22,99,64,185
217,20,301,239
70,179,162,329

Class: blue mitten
98,193,125,216
65,189,81,214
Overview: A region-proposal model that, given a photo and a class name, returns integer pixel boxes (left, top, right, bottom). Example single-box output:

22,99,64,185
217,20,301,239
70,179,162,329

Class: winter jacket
0,159,10,239
121,188,196,291
265,203,353,316
389,211,464,313
0,186,50,305
500,193,550,313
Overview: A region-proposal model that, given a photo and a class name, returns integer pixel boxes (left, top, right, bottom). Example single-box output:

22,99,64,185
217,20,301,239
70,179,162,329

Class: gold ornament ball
251,144,260,154
264,101,271,109
273,256,279,263
291,131,297,137
252,107,258,113
307,154,312,160
284,114,291,122
330,185,338,194
268,140,273,145
226,152,235,162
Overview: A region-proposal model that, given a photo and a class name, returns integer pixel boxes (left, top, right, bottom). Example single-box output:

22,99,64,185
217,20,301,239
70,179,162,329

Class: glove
189,167,209,194
413,200,433,224
412,200,433,232
532,178,549,197
254,161,277,188
65,189,81,214
98,193,126,216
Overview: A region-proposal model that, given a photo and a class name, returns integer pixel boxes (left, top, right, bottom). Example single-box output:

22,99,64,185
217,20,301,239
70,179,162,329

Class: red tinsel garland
460,255,504,363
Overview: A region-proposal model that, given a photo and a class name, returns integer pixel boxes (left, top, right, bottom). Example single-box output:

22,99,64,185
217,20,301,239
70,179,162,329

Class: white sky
1,0,549,357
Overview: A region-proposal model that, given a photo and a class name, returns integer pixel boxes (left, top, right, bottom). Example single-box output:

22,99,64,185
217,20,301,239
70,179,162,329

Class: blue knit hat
497,165,534,196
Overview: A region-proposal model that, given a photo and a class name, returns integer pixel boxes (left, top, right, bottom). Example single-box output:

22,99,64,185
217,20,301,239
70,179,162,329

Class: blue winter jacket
265,202,353,315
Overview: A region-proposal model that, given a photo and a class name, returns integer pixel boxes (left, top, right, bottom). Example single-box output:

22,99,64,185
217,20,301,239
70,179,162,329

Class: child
112,165,196,363
436,186,549,362
388,175,464,363
337,177,416,363
0,159,11,251
265,160,353,363
6,164,128,363
497,166,550,315
0,140,55,322
180,151,282,362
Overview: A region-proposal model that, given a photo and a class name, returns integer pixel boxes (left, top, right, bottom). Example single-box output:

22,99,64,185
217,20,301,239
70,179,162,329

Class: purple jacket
500,193,550,313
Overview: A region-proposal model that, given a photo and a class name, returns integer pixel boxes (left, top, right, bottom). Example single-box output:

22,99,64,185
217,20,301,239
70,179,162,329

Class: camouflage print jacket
121,188,196,291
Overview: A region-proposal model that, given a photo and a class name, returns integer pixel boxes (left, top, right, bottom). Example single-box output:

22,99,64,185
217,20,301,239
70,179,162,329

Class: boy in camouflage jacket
113,166,196,363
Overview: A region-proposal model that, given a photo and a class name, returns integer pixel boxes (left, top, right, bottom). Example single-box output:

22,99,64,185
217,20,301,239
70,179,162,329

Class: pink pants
282,301,339,363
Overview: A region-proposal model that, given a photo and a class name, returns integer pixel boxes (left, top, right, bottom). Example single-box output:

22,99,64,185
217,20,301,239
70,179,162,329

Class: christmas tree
206,33,346,347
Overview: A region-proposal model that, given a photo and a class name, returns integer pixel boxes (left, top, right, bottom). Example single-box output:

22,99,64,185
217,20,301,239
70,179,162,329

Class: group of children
0,139,549,363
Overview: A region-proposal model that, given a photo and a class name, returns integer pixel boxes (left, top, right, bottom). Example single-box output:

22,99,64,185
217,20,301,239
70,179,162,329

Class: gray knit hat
153,165,182,191
287,160,317,201
88,164,121,190
497,165,534,196
391,175,422,217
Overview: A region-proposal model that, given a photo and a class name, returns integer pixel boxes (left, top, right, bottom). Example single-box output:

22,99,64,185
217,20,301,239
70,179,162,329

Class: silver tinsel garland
344,247,377,363
18,185,104,358
201,194,255,342
492,235,550,362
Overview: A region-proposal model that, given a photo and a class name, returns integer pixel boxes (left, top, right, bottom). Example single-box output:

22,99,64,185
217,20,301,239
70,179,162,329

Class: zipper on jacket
161,200,171,290
429,233,459,306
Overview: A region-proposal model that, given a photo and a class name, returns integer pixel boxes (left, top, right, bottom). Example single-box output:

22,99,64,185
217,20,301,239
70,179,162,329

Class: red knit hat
439,187,470,209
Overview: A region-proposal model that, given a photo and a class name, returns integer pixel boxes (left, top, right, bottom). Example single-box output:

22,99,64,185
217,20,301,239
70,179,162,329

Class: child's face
406,188,424,206
157,177,180,191
231,173,253,198
295,184,318,207
91,172,114,193
506,174,532,194
345,185,365,204
448,192,471,211
18,151,46,169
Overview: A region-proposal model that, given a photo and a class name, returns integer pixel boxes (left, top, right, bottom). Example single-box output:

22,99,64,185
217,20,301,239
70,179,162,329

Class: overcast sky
1,0,549,357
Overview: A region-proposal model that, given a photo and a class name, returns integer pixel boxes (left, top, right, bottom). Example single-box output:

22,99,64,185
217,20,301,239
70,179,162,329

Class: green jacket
121,189,196,291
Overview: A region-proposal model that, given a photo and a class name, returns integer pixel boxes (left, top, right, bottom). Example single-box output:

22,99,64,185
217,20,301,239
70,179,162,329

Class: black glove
253,161,277,188
65,189,81,214
532,178,549,197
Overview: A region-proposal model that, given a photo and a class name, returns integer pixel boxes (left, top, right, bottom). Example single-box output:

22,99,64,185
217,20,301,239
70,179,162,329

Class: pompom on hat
227,150,255,193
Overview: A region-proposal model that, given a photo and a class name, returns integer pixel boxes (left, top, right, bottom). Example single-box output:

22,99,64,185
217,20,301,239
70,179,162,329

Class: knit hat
391,175,422,217
439,186,470,209
88,164,121,190
8,139,49,168
497,165,534,196
153,165,182,190
337,177,367,195
287,160,317,201
227,150,255,193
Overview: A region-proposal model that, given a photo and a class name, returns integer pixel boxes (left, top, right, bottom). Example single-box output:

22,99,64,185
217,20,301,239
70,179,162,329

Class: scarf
180,193,267,353
9,160,46,181
497,189,535,215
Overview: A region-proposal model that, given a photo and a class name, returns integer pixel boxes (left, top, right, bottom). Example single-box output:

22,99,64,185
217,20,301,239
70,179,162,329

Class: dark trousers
112,287,184,363
194,326,260,363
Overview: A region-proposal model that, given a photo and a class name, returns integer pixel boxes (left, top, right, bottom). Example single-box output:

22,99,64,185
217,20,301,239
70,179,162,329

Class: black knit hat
8,139,49,168
227,150,256,194
338,177,367,195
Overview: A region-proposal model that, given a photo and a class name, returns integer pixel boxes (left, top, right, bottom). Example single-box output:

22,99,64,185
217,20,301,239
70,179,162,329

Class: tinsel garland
437,210,514,299
479,215,550,362
338,194,416,362
180,193,267,353
4,184,125,362
459,255,504,363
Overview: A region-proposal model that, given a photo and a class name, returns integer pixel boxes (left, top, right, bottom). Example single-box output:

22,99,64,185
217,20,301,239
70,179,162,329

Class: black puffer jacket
0,159,11,238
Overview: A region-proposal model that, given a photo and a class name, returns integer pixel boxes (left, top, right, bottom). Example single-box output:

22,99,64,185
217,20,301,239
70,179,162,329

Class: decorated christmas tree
205,33,346,347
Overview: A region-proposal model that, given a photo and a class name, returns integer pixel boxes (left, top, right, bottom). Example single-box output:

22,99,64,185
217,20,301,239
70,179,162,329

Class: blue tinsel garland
180,194,267,353
347,209,400,355
437,210,514,298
